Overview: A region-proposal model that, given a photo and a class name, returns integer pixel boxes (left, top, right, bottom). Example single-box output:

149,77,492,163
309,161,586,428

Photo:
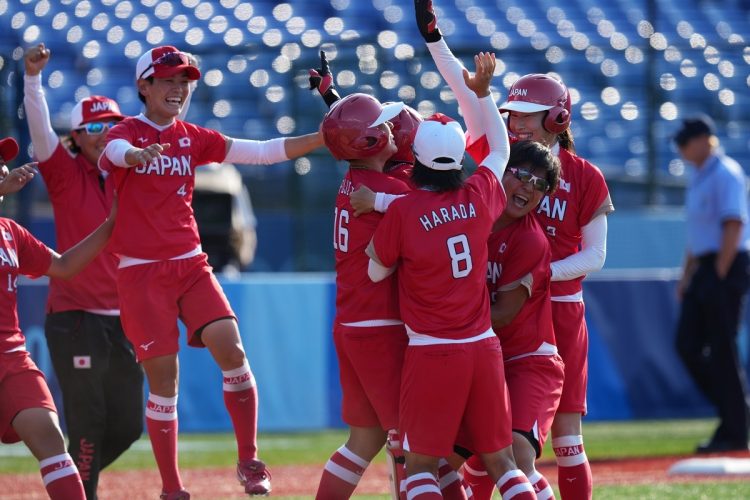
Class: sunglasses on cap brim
506,167,550,192
139,52,191,80
75,121,120,135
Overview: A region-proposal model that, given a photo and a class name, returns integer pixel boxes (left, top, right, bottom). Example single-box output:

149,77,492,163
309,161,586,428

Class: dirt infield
3,454,749,499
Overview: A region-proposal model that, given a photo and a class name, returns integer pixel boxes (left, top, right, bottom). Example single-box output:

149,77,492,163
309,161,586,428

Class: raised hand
126,143,171,167
0,162,39,196
24,43,50,76
463,52,496,99
309,51,341,108
414,0,442,43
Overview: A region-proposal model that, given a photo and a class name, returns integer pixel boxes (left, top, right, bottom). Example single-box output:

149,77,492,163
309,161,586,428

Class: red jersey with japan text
535,148,613,297
486,213,556,359
99,115,226,259
37,143,119,313
372,166,506,339
0,218,53,353
335,168,411,323
467,137,614,297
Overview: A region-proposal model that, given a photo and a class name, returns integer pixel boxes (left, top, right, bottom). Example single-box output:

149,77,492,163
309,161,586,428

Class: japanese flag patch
73,356,92,369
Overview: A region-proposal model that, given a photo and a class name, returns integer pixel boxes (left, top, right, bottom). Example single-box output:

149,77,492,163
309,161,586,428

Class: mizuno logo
140,341,155,351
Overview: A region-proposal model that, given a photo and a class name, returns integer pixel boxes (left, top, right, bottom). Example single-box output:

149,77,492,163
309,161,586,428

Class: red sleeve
498,229,547,287
193,124,227,166
12,222,53,278
36,143,74,197
467,166,506,221
372,204,403,269
466,134,489,165
577,160,612,227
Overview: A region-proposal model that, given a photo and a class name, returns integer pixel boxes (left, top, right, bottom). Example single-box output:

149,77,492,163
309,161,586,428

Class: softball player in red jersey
315,93,411,500
464,82,614,500
0,138,116,500
23,43,144,499
368,52,535,500
98,45,323,499
418,1,613,494
461,141,564,500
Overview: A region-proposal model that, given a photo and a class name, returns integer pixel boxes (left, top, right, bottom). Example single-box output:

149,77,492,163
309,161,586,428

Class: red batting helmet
499,74,571,134
322,93,404,161
388,104,423,163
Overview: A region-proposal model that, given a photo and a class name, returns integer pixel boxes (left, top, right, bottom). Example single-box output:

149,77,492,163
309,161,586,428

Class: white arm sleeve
224,137,288,165
477,94,510,181
101,139,135,168
374,192,406,213
23,73,60,162
368,258,395,282
426,39,484,141
551,214,608,281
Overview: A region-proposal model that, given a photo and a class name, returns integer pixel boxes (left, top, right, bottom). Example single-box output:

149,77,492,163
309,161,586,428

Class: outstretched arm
46,201,117,280
23,43,60,162
224,132,323,165
465,52,509,180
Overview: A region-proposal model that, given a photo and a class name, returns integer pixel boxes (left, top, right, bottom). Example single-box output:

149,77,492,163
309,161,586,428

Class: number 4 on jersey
177,183,187,196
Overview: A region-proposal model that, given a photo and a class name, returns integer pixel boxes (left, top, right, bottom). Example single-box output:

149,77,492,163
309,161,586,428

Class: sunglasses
76,121,119,135
506,167,549,193
139,51,190,80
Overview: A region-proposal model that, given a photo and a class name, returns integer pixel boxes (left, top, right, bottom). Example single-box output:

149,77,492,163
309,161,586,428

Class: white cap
412,113,466,170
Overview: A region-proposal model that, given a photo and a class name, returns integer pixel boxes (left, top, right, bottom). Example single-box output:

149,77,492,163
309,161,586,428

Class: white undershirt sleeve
374,192,406,213
426,39,484,142
551,214,608,281
477,94,510,181
224,137,288,165
23,73,60,162
368,259,395,282
101,139,135,168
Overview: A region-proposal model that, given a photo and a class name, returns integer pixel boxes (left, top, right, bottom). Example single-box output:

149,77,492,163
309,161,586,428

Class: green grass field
2,418,749,498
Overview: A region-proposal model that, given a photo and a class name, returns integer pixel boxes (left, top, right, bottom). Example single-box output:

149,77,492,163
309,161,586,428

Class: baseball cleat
237,459,272,496
159,489,190,500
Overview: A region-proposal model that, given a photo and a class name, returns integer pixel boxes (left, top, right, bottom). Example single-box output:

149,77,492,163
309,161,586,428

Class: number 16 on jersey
333,207,349,252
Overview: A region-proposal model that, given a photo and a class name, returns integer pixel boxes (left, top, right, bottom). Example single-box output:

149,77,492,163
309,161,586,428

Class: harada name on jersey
134,155,192,176
419,202,476,232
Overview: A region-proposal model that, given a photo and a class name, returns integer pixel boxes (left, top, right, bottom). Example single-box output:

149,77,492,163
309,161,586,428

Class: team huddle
315,1,613,499
0,0,612,499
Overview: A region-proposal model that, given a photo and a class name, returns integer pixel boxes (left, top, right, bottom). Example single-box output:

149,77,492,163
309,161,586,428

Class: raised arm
464,52,509,180
308,50,342,108
416,0,484,141
23,43,60,162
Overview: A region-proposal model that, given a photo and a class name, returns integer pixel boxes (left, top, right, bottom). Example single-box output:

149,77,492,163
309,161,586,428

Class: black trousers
675,251,750,444
45,311,144,500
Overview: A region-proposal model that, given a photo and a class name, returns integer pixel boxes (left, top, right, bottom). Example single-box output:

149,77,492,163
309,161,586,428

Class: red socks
496,469,536,499
405,473,442,499
462,455,494,500
553,435,592,500
146,393,182,493
528,470,556,499
315,445,370,499
222,361,259,461
438,458,468,500
40,453,85,500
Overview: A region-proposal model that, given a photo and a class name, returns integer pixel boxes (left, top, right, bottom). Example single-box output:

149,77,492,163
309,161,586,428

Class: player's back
389,184,496,340
334,168,410,323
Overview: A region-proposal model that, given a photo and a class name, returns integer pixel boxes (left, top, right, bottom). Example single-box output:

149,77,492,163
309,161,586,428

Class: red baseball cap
70,95,124,129
0,137,19,163
136,46,200,81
